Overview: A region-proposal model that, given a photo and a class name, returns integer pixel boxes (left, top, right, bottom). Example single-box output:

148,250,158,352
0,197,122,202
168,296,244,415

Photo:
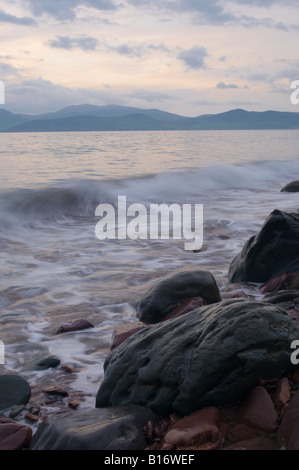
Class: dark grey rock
23,355,61,371
229,210,299,283
30,405,158,450
136,268,221,324
0,374,31,412
281,181,299,193
96,299,299,417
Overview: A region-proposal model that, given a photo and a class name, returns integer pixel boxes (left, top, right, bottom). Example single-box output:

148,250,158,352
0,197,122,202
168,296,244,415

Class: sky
0,0,299,116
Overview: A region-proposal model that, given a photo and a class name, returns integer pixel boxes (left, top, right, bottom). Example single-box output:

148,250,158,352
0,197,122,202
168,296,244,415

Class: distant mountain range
1,104,299,132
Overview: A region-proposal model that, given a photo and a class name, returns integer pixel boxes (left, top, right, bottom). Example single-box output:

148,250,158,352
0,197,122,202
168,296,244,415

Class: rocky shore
2,181,299,451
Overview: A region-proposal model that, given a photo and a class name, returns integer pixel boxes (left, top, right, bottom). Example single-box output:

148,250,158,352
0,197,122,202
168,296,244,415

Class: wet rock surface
229,210,299,283
96,299,299,416
136,268,221,323
30,405,159,450
0,374,31,412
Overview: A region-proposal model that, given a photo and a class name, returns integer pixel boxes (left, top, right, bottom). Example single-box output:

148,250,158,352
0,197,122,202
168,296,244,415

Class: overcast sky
0,0,299,115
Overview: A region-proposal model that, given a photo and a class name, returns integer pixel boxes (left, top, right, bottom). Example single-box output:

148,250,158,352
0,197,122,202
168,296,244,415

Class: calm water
1,129,299,413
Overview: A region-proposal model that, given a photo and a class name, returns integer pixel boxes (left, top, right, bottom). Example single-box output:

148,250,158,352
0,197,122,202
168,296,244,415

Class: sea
1,129,299,414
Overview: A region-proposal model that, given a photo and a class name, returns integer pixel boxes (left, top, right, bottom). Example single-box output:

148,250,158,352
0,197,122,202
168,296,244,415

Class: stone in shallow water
0,374,31,412
136,268,221,324
96,299,299,417
56,318,94,334
23,354,61,371
30,405,159,450
281,180,299,193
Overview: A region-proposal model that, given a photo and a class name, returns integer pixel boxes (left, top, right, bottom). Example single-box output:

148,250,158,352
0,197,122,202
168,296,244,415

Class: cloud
47,36,99,51
216,82,239,89
105,42,170,58
3,78,162,114
25,0,119,20
177,46,209,70
0,62,20,77
0,9,37,25
108,44,146,58
125,0,297,30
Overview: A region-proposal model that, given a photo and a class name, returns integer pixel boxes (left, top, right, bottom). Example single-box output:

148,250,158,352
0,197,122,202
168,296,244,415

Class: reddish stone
68,401,80,409
110,322,146,350
56,318,94,334
292,369,299,384
286,272,299,290
161,407,225,450
0,415,15,425
229,423,261,443
228,291,249,299
42,385,69,397
163,297,207,321
237,386,278,433
259,273,288,294
273,377,290,411
286,308,299,325
0,423,32,450
25,413,39,422
278,390,299,449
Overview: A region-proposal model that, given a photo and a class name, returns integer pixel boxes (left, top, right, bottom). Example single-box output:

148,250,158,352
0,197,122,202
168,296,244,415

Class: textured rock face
30,405,158,450
0,375,31,412
136,269,221,324
229,210,299,283
96,299,299,417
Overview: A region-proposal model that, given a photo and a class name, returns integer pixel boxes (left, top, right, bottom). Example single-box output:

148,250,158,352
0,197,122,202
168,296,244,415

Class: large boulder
229,210,299,283
30,405,158,450
0,374,31,412
96,299,299,417
136,268,221,324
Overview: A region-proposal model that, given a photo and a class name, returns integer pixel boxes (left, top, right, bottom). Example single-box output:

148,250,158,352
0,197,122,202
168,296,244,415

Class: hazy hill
0,109,32,132
1,106,299,132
